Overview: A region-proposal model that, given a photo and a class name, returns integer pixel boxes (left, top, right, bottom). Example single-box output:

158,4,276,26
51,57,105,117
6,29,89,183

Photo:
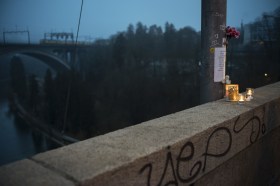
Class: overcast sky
1,0,280,43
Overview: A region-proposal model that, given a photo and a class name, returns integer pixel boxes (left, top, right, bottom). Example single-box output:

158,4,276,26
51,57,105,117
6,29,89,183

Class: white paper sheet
214,47,226,82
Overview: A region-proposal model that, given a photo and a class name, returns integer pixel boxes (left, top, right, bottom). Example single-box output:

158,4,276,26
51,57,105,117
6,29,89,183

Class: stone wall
0,82,280,186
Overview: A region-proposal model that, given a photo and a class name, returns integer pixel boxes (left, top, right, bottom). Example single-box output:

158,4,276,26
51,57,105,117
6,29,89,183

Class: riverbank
9,97,79,146
0,99,59,166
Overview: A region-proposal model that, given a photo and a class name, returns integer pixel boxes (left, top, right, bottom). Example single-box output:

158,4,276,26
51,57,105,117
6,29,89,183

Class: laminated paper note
214,47,226,82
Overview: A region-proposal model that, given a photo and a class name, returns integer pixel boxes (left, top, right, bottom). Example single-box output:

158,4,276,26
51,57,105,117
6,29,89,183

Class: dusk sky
1,0,280,43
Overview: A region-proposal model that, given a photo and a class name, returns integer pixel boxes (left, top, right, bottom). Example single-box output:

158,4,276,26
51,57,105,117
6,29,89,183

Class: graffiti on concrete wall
139,108,266,186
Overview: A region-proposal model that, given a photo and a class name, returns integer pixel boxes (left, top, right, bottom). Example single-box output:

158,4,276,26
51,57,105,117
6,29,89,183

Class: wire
75,0,84,46
62,0,84,133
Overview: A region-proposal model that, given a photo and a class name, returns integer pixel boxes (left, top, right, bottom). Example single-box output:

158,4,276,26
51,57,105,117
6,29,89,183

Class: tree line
9,22,201,139
227,7,280,89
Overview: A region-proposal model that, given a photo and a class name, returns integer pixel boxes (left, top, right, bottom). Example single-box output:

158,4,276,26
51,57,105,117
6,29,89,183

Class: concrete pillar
200,0,227,104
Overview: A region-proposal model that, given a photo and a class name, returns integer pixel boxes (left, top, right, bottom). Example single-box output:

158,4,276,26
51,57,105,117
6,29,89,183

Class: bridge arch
17,50,71,72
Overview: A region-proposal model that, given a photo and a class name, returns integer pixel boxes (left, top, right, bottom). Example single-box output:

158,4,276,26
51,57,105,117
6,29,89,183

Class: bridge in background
0,43,91,72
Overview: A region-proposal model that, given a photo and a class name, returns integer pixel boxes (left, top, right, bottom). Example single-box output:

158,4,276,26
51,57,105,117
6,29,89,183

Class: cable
75,0,84,46
62,0,84,133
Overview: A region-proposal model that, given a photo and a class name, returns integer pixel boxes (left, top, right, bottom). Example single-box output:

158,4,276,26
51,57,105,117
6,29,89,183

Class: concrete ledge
195,126,280,186
0,82,280,186
0,159,75,186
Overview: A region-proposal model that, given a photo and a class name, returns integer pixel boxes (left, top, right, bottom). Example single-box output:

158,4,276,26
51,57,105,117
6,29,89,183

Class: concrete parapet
0,159,75,186
0,82,280,186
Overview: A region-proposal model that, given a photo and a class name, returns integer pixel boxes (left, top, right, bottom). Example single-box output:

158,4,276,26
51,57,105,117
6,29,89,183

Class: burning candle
246,88,254,100
238,94,245,104
227,84,239,101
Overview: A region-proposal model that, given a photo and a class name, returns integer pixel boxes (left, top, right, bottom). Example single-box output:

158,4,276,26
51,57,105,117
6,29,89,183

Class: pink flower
226,26,240,40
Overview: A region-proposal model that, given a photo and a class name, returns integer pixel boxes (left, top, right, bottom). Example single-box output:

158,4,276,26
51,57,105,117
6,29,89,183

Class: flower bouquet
225,26,240,45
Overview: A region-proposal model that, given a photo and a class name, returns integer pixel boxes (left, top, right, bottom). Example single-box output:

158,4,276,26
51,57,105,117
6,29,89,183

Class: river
0,54,59,166
0,98,59,166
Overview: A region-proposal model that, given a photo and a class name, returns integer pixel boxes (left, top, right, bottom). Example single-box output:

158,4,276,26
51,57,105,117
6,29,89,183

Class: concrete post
200,0,227,104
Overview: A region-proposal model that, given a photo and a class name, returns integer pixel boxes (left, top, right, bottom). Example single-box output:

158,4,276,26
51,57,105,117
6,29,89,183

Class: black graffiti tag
234,116,261,144
176,141,202,184
139,108,266,186
139,127,232,186
202,127,232,172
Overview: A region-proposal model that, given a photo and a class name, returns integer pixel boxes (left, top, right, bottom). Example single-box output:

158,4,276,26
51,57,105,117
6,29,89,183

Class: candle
246,88,254,100
238,94,245,104
228,89,237,101
245,95,251,101
247,89,252,96
226,84,239,101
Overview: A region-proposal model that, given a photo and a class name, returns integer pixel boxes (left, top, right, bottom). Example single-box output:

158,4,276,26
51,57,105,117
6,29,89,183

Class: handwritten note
214,47,226,82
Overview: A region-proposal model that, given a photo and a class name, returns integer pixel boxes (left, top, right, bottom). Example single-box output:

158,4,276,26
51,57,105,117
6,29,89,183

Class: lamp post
200,0,227,104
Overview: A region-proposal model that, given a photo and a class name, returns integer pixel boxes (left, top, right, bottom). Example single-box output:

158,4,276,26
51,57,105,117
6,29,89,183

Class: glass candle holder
245,94,251,101
246,88,254,100
238,94,245,104
226,84,239,101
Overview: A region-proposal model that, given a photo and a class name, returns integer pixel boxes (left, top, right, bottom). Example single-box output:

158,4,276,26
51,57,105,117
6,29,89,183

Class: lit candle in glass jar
246,88,254,100
227,84,239,101
238,94,245,104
